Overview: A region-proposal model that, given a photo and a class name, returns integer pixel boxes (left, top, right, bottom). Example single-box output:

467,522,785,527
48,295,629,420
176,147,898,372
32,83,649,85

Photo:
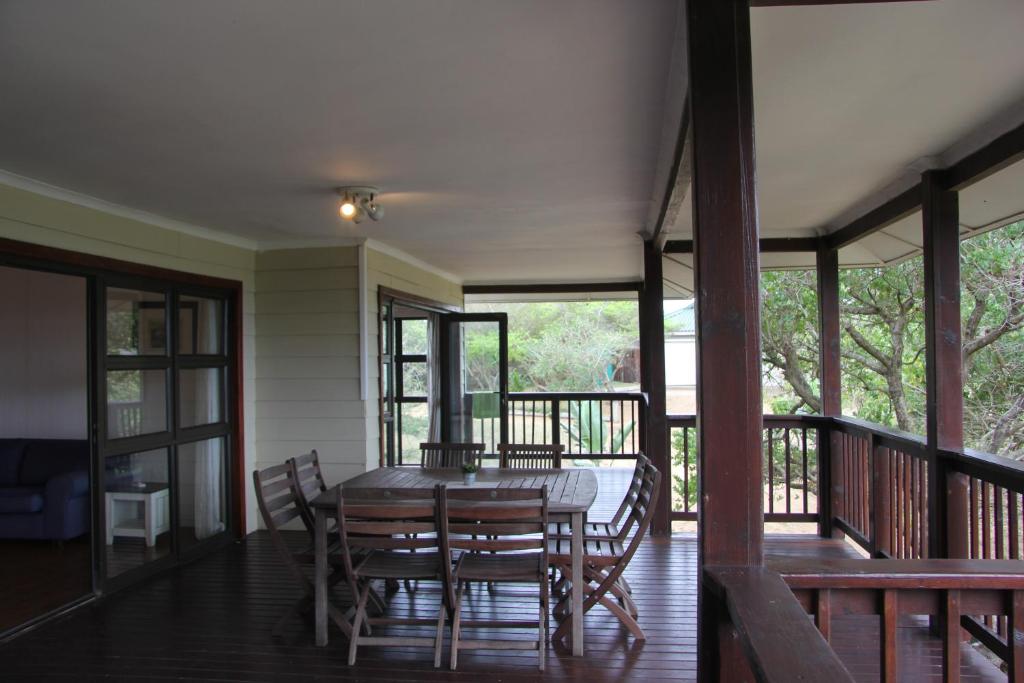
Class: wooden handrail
704,565,854,683
772,558,1024,681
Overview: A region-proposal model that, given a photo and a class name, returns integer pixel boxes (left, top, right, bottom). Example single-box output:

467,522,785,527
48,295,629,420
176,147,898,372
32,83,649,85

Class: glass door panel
104,448,172,578
176,437,227,553
100,282,233,583
442,314,508,458
106,288,167,356
106,369,168,438
178,367,223,428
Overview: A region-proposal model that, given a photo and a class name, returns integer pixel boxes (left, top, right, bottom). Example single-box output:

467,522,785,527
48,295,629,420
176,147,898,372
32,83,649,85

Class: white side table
105,483,170,547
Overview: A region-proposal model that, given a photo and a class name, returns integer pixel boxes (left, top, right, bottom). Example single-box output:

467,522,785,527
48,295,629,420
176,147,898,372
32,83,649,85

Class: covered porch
1,0,1023,681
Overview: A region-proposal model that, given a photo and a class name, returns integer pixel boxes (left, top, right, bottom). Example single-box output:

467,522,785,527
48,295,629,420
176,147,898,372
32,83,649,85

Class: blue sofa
0,439,90,541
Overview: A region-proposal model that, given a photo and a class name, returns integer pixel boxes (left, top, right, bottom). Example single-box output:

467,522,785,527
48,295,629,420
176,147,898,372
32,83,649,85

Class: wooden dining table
309,466,599,656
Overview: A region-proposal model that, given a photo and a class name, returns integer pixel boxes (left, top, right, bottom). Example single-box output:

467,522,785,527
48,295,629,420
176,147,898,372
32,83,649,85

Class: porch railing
472,391,647,460
669,414,825,524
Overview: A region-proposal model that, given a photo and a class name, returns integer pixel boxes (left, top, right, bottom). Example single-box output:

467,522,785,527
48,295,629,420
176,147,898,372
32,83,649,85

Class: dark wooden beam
663,239,694,254
640,240,670,535
816,245,841,539
462,281,642,295
760,237,821,252
824,184,922,251
751,0,928,5
664,236,820,254
921,170,967,560
651,92,691,244
816,247,842,416
687,0,764,676
940,119,1024,191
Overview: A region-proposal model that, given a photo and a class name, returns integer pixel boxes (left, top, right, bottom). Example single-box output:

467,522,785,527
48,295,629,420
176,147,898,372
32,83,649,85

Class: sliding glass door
99,280,233,583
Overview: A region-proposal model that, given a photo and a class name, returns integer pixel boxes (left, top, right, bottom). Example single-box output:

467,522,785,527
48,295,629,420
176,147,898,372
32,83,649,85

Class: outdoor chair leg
348,582,373,665
450,582,466,671
539,578,549,671
433,602,446,668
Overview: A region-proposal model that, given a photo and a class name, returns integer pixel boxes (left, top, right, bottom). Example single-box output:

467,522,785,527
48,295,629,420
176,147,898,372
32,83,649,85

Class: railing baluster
785,427,792,514
802,428,809,515
684,426,691,513
1011,492,1020,561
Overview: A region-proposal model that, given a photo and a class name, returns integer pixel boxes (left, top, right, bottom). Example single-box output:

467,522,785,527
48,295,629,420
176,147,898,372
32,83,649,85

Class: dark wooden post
640,239,670,535
687,0,764,678
871,437,892,556
922,169,967,560
817,244,842,538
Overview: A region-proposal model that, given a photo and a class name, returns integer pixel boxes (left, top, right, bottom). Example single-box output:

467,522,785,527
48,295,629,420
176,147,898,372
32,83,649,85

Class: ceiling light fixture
336,186,383,224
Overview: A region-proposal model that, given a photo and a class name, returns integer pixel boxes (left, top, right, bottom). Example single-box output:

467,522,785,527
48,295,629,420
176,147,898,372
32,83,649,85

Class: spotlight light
336,186,383,224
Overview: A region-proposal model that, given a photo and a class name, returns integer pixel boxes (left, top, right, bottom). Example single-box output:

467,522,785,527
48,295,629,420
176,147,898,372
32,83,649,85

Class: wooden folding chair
549,453,649,597
336,486,449,667
252,464,352,638
419,442,485,468
440,486,550,671
289,450,328,534
549,452,649,539
548,462,661,642
497,443,564,469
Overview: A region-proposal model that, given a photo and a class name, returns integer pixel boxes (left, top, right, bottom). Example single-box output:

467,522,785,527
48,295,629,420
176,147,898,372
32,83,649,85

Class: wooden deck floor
0,470,1006,682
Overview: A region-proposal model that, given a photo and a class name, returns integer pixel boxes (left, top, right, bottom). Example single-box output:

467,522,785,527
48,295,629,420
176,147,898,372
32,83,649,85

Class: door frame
376,286,460,467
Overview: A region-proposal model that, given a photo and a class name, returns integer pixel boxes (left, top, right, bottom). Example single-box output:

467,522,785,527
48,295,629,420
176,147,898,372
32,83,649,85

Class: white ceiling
0,0,681,284
1,1,1022,290
662,0,1024,297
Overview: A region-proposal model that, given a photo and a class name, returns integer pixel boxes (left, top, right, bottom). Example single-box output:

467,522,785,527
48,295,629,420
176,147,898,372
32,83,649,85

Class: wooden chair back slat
252,464,310,586
288,450,328,534
336,487,441,556
497,444,564,469
419,442,485,468
611,453,649,525
441,487,549,553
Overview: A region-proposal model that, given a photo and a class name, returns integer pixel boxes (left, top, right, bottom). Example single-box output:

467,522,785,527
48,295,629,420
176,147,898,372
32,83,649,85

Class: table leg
315,507,328,647
571,510,584,656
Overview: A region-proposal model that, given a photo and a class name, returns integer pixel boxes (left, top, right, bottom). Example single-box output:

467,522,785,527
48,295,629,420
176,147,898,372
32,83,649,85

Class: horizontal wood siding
254,247,366,516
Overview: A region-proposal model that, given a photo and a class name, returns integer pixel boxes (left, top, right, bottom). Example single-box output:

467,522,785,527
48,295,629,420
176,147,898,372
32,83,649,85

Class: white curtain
194,301,224,540
426,313,443,441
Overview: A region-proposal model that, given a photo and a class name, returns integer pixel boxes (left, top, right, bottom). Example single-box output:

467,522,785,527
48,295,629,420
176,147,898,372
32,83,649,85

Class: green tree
760,221,1024,458
466,301,639,392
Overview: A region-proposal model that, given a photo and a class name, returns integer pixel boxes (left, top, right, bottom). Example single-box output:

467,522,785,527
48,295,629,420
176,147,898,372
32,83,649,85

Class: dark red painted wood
922,170,968,561
824,184,922,251
817,246,841,539
640,240,670,535
687,0,764,676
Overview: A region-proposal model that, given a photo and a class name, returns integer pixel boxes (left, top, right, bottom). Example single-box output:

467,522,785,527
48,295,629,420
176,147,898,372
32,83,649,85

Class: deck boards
0,470,1007,681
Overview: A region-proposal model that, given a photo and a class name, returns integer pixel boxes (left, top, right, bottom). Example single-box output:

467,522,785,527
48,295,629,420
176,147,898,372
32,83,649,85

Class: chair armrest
45,470,90,503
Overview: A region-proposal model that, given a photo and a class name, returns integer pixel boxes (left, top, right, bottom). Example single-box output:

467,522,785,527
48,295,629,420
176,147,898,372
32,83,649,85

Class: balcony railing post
550,398,561,452
871,435,891,557
922,170,967,560
817,424,835,538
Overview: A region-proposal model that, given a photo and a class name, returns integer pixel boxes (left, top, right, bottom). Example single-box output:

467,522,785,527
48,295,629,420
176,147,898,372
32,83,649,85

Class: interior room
0,265,91,632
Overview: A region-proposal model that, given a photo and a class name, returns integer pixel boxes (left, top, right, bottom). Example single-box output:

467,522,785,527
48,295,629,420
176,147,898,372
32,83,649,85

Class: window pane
104,448,171,577
179,296,223,355
107,370,167,438
106,288,166,356
401,318,428,355
402,362,427,397
177,438,227,551
179,368,223,428
399,403,429,465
